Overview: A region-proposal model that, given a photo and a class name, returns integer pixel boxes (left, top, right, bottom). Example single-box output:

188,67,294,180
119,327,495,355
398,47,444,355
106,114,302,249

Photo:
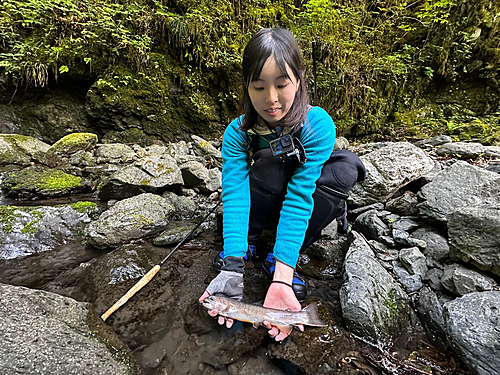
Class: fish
200,295,328,330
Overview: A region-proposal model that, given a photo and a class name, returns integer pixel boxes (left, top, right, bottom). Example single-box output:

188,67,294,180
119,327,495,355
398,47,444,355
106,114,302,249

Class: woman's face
248,56,300,127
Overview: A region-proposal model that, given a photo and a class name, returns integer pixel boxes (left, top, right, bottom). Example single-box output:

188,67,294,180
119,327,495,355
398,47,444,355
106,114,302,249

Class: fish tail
303,303,328,327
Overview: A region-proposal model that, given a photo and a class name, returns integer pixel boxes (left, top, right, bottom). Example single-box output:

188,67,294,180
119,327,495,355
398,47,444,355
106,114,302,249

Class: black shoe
262,252,307,302
212,245,257,272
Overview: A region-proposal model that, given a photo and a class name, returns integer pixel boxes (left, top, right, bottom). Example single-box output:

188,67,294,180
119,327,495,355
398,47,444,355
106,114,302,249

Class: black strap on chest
247,127,306,164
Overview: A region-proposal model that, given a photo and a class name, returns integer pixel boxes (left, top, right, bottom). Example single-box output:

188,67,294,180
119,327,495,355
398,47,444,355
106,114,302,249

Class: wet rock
417,161,500,223
348,142,434,206
486,162,500,174
1,165,90,200
0,134,50,166
443,291,500,375
70,150,96,167
368,240,399,262
448,203,500,276
0,283,139,375
340,231,409,346
85,193,175,249
441,264,496,296
162,191,197,218
180,161,222,193
0,202,99,260
415,287,448,350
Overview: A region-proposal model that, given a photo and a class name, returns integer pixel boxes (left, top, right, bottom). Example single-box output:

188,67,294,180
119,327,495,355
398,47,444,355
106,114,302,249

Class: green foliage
1,0,499,140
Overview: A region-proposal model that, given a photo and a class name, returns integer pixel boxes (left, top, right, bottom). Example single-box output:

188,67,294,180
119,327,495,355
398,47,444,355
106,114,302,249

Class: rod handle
101,264,161,321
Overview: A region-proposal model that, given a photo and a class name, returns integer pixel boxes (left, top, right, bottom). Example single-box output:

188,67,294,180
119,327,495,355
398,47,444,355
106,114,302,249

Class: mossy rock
48,133,98,156
1,165,89,200
0,134,50,166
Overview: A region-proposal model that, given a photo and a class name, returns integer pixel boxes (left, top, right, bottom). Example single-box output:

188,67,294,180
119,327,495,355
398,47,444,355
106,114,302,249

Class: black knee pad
316,149,366,195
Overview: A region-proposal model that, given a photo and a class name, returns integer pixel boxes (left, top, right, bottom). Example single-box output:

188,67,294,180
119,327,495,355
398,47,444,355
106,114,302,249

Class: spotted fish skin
200,295,328,328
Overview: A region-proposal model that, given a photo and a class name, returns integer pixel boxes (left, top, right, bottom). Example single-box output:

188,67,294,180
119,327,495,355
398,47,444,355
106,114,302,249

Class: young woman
199,28,365,341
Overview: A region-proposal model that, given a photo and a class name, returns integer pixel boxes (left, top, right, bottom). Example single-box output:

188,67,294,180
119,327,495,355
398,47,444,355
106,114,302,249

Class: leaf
59,65,69,73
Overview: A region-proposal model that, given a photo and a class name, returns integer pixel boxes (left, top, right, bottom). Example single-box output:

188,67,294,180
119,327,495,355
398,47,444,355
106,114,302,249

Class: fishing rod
101,199,222,321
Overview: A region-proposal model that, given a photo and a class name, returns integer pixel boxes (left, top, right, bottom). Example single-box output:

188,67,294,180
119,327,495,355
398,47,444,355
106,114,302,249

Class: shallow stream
0,193,474,375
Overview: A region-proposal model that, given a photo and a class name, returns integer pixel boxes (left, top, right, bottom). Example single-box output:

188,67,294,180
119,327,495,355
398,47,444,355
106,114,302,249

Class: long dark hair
239,28,309,132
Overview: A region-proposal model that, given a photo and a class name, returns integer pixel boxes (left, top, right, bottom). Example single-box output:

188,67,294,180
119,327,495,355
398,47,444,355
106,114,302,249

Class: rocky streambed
1,132,499,375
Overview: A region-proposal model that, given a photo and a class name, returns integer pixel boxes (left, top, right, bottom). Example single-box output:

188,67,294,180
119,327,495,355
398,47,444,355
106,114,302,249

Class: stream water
0,191,474,375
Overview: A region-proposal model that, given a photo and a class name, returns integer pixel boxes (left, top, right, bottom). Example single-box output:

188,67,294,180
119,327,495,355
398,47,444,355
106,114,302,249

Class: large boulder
0,202,98,260
417,161,500,223
349,142,434,206
47,132,98,156
340,231,409,346
97,155,183,201
0,283,139,375
84,193,175,248
443,291,500,375
448,203,500,276
0,134,50,166
0,165,90,200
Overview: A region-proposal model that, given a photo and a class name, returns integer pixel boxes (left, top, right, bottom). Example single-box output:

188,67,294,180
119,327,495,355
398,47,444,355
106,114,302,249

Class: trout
200,295,328,329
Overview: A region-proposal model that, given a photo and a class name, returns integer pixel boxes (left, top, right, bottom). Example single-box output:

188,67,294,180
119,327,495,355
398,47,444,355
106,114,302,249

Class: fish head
200,295,229,312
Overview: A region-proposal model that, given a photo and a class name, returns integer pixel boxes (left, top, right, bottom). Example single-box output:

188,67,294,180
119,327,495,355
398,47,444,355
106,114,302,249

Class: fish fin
252,321,262,329
302,303,328,327
276,325,294,335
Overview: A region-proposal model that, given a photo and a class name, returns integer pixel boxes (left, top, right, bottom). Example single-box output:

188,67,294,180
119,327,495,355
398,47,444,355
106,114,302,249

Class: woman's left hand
262,282,303,341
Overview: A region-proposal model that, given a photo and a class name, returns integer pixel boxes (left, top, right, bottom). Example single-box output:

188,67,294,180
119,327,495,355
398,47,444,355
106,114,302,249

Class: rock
353,209,390,241
334,136,349,150
424,268,445,291
486,162,500,174
385,191,419,216
484,146,500,158
1,165,90,200
417,161,500,223
0,134,50,166
415,287,447,350
95,143,136,164
47,132,98,156
441,264,496,296
348,142,435,206
0,202,99,260
0,283,138,375
162,191,196,218
340,231,409,346
443,291,500,375
411,227,450,264
191,135,222,167
392,261,423,293
97,154,183,201
84,193,175,249
436,142,487,159
399,247,428,278
448,203,500,276
414,135,453,148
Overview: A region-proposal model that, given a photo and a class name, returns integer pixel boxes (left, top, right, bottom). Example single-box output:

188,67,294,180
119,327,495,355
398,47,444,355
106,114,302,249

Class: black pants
248,148,365,251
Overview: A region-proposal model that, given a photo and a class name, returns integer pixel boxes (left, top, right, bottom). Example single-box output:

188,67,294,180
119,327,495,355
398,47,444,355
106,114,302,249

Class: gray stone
393,262,423,293
443,291,500,375
0,284,136,375
414,135,453,148
448,203,500,276
417,161,500,223
334,136,349,150
348,142,434,206
353,209,389,241
415,287,447,350
85,193,175,249
0,134,50,166
340,231,409,346
0,203,98,260
485,146,500,158
424,268,444,291
441,264,496,296
411,227,450,263
349,203,385,215
486,162,500,174
399,247,428,278
385,191,419,216
436,142,487,159
94,143,136,164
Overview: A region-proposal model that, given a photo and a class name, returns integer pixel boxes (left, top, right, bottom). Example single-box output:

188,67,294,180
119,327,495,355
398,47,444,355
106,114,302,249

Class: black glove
206,256,244,301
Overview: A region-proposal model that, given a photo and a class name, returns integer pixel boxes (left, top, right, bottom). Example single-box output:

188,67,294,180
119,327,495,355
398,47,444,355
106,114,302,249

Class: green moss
131,214,154,227
48,133,98,155
0,206,43,235
71,201,98,213
0,206,22,233
40,171,81,190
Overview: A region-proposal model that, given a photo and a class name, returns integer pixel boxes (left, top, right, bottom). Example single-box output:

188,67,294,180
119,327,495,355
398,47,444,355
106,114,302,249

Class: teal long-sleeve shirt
221,106,336,268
